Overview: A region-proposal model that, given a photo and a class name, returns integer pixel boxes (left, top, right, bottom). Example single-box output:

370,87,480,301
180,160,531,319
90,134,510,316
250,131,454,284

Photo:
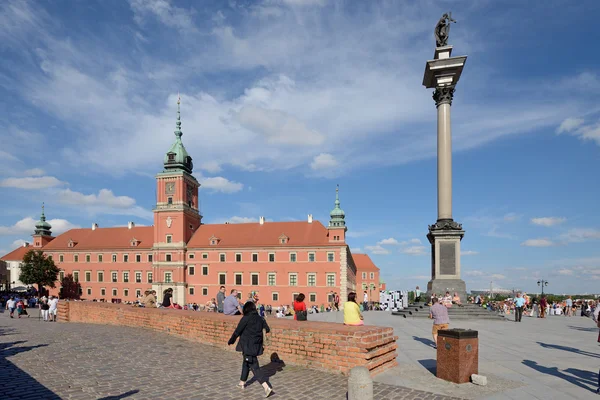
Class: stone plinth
436,328,478,383
58,301,398,376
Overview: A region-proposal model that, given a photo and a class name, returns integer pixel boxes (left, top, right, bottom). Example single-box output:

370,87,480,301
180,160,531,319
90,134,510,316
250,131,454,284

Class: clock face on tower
165,182,175,194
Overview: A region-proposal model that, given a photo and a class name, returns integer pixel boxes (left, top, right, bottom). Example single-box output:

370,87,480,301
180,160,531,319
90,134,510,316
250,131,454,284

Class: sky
1,0,599,295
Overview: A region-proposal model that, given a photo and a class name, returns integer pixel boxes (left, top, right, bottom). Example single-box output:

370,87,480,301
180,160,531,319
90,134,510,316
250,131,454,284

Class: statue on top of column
434,12,456,47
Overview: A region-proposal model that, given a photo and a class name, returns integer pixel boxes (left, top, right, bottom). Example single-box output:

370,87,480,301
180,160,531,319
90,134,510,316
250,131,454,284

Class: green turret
328,185,346,230
34,203,52,236
164,96,193,173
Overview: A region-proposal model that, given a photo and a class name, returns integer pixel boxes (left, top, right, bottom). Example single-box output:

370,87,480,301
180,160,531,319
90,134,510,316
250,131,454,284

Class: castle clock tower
152,96,202,305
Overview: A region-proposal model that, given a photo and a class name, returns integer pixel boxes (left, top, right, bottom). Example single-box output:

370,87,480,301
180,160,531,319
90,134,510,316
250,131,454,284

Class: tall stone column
422,20,468,302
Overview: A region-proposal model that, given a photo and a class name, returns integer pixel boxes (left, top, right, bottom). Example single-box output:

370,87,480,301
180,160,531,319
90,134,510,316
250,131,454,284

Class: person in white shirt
6,297,16,318
363,292,369,311
48,296,59,322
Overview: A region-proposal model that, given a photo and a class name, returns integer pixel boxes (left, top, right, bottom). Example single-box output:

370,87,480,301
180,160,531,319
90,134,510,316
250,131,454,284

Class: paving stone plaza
2,308,599,400
0,309,458,400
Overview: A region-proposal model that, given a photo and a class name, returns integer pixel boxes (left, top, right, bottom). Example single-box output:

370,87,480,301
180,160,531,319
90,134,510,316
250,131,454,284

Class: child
227,301,273,397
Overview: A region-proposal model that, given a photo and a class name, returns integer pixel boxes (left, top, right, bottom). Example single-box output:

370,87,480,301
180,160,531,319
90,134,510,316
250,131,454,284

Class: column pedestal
426,220,466,302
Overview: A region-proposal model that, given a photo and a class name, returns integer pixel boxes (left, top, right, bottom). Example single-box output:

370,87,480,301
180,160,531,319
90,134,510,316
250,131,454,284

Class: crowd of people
1,290,59,322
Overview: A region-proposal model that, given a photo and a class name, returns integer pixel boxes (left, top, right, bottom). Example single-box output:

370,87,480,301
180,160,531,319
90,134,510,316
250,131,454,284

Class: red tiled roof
353,253,380,271
1,245,35,261
187,221,337,248
43,226,154,251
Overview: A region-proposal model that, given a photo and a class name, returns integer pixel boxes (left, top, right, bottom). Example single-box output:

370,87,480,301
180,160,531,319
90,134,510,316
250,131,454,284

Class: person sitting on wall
224,289,243,316
343,292,364,326
452,292,464,307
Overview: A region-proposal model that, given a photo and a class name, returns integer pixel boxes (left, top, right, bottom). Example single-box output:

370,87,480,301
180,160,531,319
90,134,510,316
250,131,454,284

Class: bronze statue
434,12,456,47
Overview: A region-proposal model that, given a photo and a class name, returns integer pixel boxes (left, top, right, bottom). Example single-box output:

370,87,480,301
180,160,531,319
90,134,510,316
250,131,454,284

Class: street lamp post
537,279,549,296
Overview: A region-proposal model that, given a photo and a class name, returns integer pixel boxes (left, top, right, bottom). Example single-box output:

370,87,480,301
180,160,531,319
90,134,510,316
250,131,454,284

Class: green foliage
19,250,60,293
408,291,415,303
60,274,81,300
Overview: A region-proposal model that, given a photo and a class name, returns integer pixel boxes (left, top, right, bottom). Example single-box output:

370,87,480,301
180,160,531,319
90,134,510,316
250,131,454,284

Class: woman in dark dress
227,301,273,397
162,288,173,308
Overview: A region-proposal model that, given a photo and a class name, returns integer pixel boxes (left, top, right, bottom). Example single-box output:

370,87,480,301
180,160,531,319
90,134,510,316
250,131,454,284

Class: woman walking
40,298,50,322
343,292,364,326
227,301,273,397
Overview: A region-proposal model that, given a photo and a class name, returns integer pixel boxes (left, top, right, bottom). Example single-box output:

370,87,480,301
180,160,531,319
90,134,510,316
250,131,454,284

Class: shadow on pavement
522,360,598,393
0,340,58,400
567,325,598,332
536,342,600,359
98,389,140,400
412,336,436,348
418,359,437,375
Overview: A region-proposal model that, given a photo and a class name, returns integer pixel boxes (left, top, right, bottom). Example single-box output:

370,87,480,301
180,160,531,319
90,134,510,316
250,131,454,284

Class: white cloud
556,117,600,146
199,161,222,173
557,118,585,134
462,250,479,256
558,269,574,276
310,153,338,171
237,106,324,146
559,228,600,243
503,212,521,222
56,188,151,219
224,216,258,224
6,1,587,181
401,246,426,256
346,231,372,238
377,237,399,246
521,238,556,247
11,239,28,248
128,0,196,32
200,176,243,193
465,270,485,277
23,168,45,176
350,247,362,253
57,188,135,208
531,217,566,227
0,176,66,189
0,217,80,237
364,244,390,255
400,238,421,245
490,274,506,280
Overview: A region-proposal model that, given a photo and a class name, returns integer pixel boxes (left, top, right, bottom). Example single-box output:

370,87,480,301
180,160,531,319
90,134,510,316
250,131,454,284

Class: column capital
433,85,455,107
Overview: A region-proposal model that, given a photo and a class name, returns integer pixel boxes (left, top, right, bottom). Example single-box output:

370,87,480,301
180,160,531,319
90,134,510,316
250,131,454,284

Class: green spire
35,203,52,236
328,185,346,230
164,94,193,173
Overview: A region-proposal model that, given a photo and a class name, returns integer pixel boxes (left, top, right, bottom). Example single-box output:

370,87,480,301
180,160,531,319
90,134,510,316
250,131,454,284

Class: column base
426,279,467,303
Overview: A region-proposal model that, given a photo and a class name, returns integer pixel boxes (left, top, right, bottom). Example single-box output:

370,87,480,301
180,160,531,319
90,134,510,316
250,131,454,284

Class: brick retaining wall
58,301,398,375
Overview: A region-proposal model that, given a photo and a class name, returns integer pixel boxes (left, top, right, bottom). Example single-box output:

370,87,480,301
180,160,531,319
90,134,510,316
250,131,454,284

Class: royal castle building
2,100,380,307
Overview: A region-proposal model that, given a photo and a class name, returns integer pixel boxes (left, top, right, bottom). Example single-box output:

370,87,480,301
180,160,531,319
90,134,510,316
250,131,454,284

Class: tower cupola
328,185,346,230
34,203,52,237
164,95,193,173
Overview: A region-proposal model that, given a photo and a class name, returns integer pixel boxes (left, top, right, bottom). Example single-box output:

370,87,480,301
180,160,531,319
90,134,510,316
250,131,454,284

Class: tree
19,250,60,295
60,274,81,300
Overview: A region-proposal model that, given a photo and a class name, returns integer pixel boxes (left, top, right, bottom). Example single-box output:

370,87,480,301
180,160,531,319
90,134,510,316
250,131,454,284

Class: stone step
391,311,505,320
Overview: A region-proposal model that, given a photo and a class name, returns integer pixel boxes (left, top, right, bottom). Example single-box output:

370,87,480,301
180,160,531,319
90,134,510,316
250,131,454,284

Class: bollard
348,366,373,400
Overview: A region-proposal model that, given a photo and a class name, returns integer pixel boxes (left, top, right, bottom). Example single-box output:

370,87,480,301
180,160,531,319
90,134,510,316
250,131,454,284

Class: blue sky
1,0,599,294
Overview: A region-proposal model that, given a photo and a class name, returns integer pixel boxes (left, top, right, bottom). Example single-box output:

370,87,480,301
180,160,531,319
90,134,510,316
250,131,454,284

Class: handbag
296,310,307,321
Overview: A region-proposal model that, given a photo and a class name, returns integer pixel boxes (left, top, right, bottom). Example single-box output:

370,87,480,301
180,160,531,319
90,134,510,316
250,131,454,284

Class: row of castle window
52,252,336,264
60,271,152,284
361,272,376,279
59,269,335,288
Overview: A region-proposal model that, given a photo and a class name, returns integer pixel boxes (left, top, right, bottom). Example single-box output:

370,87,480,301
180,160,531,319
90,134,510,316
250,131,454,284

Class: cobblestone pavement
0,311,461,400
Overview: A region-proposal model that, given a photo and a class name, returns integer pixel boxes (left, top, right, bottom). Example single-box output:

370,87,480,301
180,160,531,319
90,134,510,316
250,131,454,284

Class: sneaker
237,383,245,390
264,387,273,398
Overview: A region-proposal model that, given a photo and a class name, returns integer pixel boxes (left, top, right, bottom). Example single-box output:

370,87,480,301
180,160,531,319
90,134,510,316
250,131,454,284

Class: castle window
235,253,242,262
166,235,172,244
189,266,195,276
136,272,142,283
73,271,79,282
235,273,243,285
167,197,173,205
219,253,226,262
269,253,275,262
202,265,208,275
202,287,208,296
85,254,90,263
189,287,195,295
164,272,172,283
327,252,334,262
147,272,153,283
289,253,297,262
98,254,103,263
74,254,79,263
59,254,64,262
168,153,175,161
166,254,172,262
308,252,315,262
252,253,258,262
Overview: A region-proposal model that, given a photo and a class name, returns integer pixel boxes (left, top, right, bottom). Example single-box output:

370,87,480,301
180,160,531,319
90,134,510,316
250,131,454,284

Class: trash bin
436,328,478,383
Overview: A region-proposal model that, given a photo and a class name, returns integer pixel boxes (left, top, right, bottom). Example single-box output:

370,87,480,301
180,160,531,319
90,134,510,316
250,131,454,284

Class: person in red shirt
293,293,307,321
540,296,548,318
